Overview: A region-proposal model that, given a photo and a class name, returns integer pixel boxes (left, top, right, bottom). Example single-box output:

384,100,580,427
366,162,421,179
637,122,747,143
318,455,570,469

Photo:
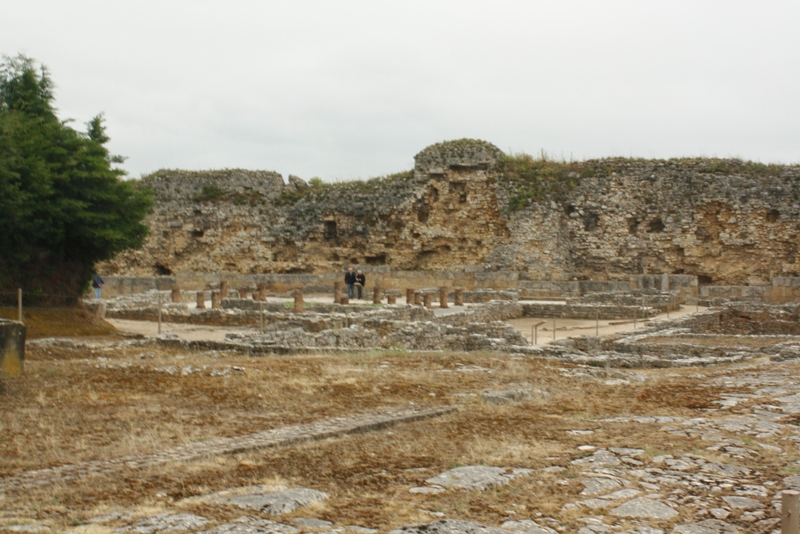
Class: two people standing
344,267,367,300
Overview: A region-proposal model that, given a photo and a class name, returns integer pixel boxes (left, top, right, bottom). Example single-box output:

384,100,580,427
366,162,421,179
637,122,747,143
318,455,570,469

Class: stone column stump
373,286,382,304
454,289,464,306
220,281,229,299
238,288,249,300
439,287,449,309
211,291,221,309
406,288,415,305
257,283,268,302
294,289,304,313
387,294,397,305
334,281,343,304
171,288,181,303
196,291,206,309
341,296,349,305
423,293,433,308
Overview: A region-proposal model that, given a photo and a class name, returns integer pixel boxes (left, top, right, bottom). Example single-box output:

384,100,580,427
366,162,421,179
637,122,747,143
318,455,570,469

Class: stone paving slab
0,404,458,492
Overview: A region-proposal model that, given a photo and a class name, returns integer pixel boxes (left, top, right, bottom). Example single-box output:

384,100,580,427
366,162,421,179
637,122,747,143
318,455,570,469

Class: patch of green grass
499,152,584,210
193,183,225,202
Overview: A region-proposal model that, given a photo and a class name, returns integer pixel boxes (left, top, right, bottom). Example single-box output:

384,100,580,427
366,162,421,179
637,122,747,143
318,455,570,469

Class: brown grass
0,307,117,338
0,324,793,531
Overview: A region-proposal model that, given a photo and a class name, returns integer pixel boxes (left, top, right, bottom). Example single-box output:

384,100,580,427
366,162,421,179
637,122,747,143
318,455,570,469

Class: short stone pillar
341,296,349,305
334,281,343,304
220,281,229,299
454,289,464,306
373,286,382,304
294,289,304,313
211,291,221,309
196,291,206,309
0,319,26,376
423,293,433,308
238,287,249,299
414,291,422,305
257,283,268,301
661,273,670,292
387,294,397,305
406,288,415,305
171,288,181,303
439,287,449,309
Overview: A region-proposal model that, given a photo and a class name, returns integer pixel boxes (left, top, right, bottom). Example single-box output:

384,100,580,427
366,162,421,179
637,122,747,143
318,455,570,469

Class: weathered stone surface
672,519,739,533
721,496,762,510
216,487,328,515
389,519,517,534
122,513,210,533
609,498,678,519
204,517,298,534
579,477,623,496
481,389,530,404
425,466,532,491
500,520,557,534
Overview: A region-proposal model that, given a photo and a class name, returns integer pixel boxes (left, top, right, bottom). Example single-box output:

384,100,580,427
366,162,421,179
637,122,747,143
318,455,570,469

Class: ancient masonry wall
101,140,800,286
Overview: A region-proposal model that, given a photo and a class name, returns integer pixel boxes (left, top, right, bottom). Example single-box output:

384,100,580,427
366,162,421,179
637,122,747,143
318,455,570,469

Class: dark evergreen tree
0,55,152,303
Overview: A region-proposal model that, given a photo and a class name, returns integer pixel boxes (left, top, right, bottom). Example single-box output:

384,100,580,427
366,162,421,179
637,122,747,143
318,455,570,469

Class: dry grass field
0,309,794,532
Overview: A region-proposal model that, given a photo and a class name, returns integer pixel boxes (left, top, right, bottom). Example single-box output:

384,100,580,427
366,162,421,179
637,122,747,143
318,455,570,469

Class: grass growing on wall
499,152,585,211
273,170,414,207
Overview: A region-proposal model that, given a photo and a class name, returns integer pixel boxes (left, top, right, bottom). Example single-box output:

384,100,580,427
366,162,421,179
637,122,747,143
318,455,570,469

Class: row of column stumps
169,282,465,313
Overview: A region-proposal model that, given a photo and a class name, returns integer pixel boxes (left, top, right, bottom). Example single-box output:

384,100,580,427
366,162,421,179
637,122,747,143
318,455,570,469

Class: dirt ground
0,305,791,533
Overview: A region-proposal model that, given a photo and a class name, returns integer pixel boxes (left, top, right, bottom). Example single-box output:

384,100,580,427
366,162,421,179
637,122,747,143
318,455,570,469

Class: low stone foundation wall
0,319,26,376
521,303,659,320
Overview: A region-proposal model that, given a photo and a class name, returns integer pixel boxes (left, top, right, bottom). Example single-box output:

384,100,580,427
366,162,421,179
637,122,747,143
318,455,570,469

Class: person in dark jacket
344,267,356,299
355,270,366,300
92,273,105,299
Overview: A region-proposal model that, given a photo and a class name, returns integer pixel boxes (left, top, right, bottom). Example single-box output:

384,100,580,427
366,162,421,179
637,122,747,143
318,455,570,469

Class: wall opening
647,218,665,233
154,264,173,276
767,209,780,223
324,221,337,239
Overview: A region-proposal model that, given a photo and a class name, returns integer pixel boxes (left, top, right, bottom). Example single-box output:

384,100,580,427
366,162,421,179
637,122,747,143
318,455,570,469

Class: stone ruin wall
101,140,800,286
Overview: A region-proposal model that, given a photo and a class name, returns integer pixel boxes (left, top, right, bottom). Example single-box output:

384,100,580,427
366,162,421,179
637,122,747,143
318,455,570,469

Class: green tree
0,54,152,303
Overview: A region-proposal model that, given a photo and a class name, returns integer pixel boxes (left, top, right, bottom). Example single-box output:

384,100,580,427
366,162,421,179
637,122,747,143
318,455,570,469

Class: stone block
0,319,26,376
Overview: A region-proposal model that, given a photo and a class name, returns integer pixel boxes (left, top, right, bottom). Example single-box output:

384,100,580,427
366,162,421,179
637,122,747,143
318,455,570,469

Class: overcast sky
3,1,799,181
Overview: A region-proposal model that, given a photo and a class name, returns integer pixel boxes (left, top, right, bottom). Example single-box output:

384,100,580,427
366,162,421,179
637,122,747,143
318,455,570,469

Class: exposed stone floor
6,357,800,533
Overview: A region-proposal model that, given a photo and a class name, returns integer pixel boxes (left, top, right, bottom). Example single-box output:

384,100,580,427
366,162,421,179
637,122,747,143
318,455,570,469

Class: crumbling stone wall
101,140,800,285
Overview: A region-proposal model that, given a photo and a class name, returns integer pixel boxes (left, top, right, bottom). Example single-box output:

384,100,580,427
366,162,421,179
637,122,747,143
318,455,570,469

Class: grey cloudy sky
3,1,799,181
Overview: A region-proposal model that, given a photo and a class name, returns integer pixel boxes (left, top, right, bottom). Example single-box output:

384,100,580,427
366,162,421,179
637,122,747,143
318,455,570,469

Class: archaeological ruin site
4,139,800,534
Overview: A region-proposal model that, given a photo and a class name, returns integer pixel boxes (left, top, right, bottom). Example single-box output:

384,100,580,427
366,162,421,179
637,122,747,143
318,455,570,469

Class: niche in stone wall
154,264,173,276
627,218,640,234
366,254,386,265
583,212,600,231
767,209,780,223
647,218,665,233
450,182,468,203
698,274,713,285
324,221,337,240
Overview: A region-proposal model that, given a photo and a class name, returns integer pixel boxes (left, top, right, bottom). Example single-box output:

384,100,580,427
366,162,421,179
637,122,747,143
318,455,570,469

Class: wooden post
439,287,449,309
454,289,464,306
782,490,799,534
211,291,220,309
259,301,263,334
17,288,22,324
171,288,181,303
532,320,545,346
157,292,162,335
294,289,303,313
553,317,556,341
406,288,415,305
596,309,599,336
373,286,381,305
220,280,228,299
196,291,205,309
634,304,637,330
